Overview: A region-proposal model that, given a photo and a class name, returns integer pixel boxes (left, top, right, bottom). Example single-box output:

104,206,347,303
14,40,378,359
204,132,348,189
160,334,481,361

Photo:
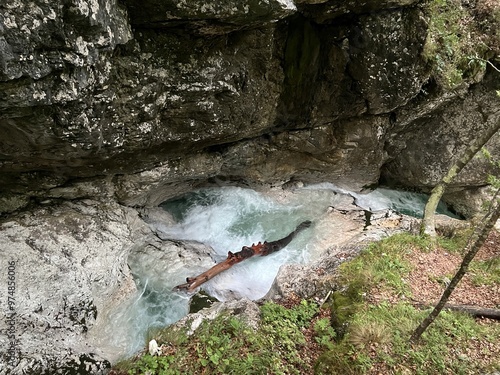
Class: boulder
174,299,261,335
127,239,218,293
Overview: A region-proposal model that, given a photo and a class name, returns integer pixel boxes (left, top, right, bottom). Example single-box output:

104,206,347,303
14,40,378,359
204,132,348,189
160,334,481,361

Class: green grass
122,300,321,375
345,303,494,373
337,233,422,298
316,232,500,375
469,256,500,286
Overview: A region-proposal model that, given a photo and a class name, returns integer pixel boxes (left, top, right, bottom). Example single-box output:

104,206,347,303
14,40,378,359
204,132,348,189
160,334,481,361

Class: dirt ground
406,229,499,309
365,229,500,374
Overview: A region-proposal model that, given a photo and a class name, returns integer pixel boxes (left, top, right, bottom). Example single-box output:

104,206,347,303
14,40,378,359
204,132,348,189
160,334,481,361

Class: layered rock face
1,0,500,373
2,0,498,212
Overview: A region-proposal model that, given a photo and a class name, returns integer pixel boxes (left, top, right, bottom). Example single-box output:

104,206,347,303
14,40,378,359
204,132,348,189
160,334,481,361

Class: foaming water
103,185,458,359
302,183,459,218
104,186,340,358
157,187,342,300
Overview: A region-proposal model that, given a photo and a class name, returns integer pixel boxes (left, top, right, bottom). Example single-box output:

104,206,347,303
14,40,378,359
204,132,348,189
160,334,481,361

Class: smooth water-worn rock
174,299,261,335
128,238,218,290
0,200,144,374
0,198,225,373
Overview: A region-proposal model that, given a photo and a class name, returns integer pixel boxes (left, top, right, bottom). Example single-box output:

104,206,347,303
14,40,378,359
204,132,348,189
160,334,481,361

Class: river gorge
0,0,499,373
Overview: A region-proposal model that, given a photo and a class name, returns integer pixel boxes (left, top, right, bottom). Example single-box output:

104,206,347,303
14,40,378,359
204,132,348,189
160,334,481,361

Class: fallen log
174,220,312,292
442,304,500,320
415,302,500,320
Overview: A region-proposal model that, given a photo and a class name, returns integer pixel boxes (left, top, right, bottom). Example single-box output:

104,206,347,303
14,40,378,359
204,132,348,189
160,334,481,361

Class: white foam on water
104,186,338,358
156,187,337,300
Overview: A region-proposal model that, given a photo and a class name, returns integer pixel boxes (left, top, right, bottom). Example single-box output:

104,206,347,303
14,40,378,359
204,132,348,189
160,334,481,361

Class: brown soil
406,230,499,308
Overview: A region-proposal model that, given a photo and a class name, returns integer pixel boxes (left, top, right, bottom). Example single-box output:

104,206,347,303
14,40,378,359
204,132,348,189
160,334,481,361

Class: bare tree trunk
411,189,500,343
420,123,500,237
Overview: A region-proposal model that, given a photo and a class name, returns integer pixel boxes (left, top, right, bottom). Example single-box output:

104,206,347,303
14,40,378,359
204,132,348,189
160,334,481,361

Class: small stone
148,339,161,356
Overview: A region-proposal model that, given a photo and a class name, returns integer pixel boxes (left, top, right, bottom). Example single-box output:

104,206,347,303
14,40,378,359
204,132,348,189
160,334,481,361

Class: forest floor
406,229,499,308
369,229,499,373
367,229,500,308
305,229,500,374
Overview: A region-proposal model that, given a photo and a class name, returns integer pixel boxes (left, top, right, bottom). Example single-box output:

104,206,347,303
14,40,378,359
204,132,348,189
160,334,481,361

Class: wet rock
175,299,261,335
127,239,218,292
0,196,220,372
0,200,146,374
114,153,223,207
189,292,218,314
217,115,389,191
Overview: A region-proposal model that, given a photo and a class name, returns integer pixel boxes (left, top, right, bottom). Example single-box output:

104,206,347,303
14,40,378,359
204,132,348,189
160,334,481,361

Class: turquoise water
105,186,339,358
352,187,460,218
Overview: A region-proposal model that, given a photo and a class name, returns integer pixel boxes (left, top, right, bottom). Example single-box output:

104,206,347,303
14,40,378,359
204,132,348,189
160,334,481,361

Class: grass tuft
347,321,390,349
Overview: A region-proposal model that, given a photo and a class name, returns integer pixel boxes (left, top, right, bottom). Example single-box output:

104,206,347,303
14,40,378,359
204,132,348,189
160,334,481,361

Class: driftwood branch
174,220,312,292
